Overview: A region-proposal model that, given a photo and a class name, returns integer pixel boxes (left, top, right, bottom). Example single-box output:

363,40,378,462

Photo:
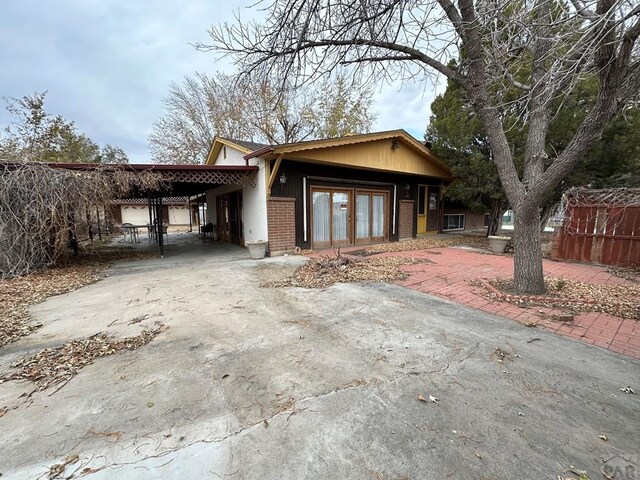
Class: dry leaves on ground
0,323,164,392
0,248,154,348
262,255,423,288
607,265,640,283
364,235,489,255
488,277,640,319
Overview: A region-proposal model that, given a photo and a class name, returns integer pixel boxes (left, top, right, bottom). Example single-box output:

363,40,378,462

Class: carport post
148,196,153,229
157,196,164,258
95,206,102,240
188,196,192,232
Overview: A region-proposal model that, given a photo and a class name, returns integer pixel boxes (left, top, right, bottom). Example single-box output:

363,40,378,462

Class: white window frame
443,213,465,231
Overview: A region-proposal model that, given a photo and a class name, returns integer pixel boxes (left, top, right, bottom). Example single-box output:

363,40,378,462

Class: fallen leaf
429,395,439,404
620,386,636,394
598,434,608,441
417,394,427,402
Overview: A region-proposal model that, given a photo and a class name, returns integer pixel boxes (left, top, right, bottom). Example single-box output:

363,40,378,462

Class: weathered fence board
554,205,640,267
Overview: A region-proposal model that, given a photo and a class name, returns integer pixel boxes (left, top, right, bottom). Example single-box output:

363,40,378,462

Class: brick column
551,226,564,260
399,200,415,240
267,197,296,256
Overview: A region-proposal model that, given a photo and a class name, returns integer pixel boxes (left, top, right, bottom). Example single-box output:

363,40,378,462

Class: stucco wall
205,146,268,242
213,146,247,166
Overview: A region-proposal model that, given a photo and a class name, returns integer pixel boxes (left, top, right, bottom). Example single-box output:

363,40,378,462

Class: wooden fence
552,205,640,266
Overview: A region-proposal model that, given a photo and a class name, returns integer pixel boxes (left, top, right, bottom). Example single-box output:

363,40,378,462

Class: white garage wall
167,206,190,225
121,205,190,225
121,206,150,225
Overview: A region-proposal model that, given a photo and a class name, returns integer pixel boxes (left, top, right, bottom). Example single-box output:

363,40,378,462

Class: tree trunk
486,199,505,237
513,204,545,294
539,202,554,233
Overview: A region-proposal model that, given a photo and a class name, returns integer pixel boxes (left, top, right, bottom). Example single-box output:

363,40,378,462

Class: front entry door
417,185,439,234
417,185,427,234
426,187,439,231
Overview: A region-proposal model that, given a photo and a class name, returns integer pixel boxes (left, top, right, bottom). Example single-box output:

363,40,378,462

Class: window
418,186,426,215
443,214,465,231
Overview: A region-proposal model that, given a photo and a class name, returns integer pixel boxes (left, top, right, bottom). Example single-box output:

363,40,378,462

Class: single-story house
204,130,454,255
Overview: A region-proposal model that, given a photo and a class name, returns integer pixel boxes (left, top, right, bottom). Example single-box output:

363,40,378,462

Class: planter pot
487,236,510,254
246,240,268,260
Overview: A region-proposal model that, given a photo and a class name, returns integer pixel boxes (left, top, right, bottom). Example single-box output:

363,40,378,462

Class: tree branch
569,0,599,21
276,38,469,87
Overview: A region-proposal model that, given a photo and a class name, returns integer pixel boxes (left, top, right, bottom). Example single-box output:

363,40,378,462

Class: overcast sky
0,1,444,163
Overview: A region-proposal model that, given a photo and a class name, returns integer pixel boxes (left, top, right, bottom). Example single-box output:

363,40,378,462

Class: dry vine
0,163,164,278
559,187,640,236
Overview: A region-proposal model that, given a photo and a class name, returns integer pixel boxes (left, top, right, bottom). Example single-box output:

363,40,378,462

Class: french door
355,191,388,244
311,187,388,248
311,188,352,248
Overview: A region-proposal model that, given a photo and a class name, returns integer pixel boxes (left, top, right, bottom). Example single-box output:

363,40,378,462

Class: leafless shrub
0,163,163,278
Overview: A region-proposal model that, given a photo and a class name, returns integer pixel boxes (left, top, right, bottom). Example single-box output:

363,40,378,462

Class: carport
48,163,258,257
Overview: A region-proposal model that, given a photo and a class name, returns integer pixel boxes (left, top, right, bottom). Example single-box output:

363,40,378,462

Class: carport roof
42,162,258,197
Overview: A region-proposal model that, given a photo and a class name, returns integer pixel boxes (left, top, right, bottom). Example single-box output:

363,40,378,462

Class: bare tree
149,71,375,164
201,0,640,293
0,163,162,278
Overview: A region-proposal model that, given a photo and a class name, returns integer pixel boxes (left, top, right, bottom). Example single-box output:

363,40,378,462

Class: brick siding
399,200,415,240
267,197,296,255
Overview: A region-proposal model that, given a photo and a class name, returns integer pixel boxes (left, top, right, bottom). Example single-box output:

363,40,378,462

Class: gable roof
205,136,270,165
245,130,453,179
219,137,269,153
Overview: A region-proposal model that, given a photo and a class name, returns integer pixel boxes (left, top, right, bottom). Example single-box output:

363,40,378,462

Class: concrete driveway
1,236,638,479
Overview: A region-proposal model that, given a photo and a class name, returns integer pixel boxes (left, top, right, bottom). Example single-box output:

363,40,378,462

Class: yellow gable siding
281,138,451,178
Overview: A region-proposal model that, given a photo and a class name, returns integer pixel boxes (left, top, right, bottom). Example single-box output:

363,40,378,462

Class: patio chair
121,223,139,243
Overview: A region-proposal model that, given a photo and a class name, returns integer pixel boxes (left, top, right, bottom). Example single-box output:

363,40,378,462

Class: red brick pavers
311,247,640,359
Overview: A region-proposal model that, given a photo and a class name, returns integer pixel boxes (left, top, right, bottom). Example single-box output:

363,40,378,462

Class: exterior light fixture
279,172,287,192
391,140,400,150
404,183,411,198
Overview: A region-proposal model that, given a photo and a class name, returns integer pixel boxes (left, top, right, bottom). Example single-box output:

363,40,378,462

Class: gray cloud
0,1,443,163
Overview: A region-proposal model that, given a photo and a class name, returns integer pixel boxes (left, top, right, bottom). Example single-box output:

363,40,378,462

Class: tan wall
267,197,296,255
288,138,450,178
399,200,415,240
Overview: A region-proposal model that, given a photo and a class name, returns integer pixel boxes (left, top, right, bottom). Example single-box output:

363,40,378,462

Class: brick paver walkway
312,246,640,359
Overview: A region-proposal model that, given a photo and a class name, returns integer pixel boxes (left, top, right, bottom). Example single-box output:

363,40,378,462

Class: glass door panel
356,193,371,243
332,190,351,245
312,190,331,246
372,194,386,240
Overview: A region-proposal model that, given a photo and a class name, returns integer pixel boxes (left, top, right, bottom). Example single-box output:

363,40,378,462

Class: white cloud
0,1,447,162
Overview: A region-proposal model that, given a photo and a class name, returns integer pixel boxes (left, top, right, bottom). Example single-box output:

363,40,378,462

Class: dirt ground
0,233,638,479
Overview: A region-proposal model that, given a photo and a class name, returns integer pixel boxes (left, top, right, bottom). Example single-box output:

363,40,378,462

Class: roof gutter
243,146,275,164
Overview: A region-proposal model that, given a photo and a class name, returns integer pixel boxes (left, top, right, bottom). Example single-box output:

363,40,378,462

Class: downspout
303,176,307,243
392,184,397,236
